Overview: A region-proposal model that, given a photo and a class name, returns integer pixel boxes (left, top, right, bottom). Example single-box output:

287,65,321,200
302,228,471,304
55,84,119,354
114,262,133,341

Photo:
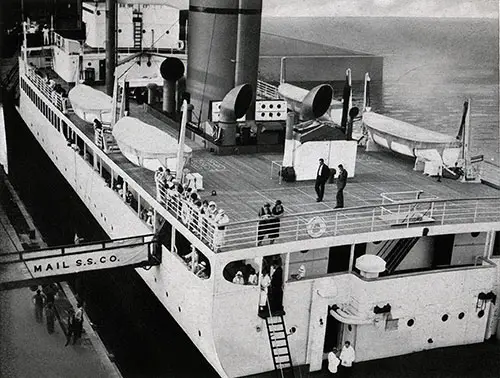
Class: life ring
181,203,191,225
307,216,327,238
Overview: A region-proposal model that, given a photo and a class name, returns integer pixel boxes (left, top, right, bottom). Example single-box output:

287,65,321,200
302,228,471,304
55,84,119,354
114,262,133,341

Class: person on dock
45,302,55,334
339,341,355,377
65,309,77,346
335,164,348,209
269,200,284,244
257,203,272,246
315,158,330,202
74,303,84,343
328,347,340,375
33,289,46,324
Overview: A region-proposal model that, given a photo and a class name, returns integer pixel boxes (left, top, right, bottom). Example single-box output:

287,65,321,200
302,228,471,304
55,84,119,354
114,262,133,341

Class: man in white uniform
339,341,355,377
327,347,340,374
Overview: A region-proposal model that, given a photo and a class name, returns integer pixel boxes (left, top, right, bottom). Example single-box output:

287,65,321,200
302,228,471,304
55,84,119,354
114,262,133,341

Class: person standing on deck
328,347,340,375
268,259,284,314
335,164,348,208
74,303,84,344
257,203,272,246
315,159,330,202
269,200,284,244
65,309,77,346
154,166,166,203
42,24,50,45
259,268,271,315
33,289,46,323
45,302,55,334
339,341,355,377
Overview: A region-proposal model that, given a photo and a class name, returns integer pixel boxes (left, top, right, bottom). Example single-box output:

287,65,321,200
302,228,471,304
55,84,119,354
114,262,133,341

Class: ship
10,0,500,377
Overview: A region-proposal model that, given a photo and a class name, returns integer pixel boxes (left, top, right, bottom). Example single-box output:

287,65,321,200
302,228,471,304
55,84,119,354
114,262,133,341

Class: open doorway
323,305,343,353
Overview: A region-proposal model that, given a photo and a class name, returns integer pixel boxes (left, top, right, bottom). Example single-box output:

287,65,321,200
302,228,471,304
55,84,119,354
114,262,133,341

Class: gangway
0,234,160,290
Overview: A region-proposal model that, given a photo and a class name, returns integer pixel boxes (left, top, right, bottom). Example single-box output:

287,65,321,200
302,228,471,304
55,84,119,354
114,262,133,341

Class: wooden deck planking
60,94,499,224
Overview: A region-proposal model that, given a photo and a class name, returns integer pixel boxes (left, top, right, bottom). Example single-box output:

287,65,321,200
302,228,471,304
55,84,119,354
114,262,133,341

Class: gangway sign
0,234,159,290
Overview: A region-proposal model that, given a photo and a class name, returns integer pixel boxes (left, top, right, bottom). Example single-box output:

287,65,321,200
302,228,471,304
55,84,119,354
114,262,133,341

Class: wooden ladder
265,314,294,377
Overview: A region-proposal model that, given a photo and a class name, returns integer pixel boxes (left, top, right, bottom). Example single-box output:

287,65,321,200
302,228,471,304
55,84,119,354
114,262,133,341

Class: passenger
74,303,84,343
183,248,198,269
328,347,340,375
154,166,166,203
146,209,154,227
247,266,258,285
64,309,77,346
269,200,284,244
291,264,306,280
200,200,209,215
269,259,284,314
259,268,271,315
213,209,229,250
165,168,174,183
207,201,217,220
195,260,207,278
339,341,356,375
232,271,245,285
257,203,272,246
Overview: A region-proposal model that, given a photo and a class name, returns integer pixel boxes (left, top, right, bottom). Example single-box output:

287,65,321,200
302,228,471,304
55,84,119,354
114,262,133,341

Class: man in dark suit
335,164,348,208
315,158,330,202
269,260,284,314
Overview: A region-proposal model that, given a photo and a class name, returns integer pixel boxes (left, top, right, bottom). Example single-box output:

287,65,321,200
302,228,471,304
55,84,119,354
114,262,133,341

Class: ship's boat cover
112,116,192,171
68,84,113,123
68,84,113,112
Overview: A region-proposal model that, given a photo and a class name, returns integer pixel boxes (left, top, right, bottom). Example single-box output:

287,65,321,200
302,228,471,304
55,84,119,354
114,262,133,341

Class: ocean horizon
262,16,499,161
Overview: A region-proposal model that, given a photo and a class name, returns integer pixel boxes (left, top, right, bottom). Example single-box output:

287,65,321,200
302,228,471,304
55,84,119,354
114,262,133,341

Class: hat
209,201,216,207
276,200,282,205
218,209,225,214
264,203,270,207
200,261,207,266
236,271,243,276
172,179,180,184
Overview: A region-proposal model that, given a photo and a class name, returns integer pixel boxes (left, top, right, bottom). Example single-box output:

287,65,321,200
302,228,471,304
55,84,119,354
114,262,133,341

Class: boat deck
68,101,499,224
34,64,499,226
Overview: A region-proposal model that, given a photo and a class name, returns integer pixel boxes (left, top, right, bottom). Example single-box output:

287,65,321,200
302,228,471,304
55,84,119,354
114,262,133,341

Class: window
223,259,259,285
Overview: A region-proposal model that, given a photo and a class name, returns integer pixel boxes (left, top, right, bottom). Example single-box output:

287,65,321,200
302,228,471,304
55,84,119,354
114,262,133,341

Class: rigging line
197,14,217,127
151,20,179,47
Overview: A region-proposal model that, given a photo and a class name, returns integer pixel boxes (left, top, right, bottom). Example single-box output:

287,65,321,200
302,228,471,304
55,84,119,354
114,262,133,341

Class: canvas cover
68,84,113,113
112,116,192,161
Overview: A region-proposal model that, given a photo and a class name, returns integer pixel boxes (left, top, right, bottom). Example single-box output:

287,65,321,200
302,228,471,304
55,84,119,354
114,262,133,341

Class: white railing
26,65,67,112
217,197,500,251
257,80,280,99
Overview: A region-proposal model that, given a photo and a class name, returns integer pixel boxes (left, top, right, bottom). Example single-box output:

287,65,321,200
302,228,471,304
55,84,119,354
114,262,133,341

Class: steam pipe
282,112,296,167
105,0,116,96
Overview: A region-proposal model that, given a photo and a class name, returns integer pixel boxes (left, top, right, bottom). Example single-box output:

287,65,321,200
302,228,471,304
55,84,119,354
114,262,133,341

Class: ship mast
105,0,117,96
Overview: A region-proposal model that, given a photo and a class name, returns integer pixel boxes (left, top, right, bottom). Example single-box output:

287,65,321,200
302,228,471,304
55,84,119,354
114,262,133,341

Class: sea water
263,17,499,161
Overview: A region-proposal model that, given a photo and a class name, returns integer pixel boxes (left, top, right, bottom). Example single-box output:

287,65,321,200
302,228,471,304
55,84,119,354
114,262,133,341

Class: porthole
441,314,448,322
178,306,181,312
427,338,433,344
407,319,414,327
165,291,168,297
118,28,122,33
458,312,465,319
269,104,274,109
471,232,480,238
478,310,485,318
96,10,101,15
87,62,92,66
198,330,202,337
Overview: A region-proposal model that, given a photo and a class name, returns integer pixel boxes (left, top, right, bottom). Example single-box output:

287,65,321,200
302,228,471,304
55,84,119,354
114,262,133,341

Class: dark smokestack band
189,6,261,15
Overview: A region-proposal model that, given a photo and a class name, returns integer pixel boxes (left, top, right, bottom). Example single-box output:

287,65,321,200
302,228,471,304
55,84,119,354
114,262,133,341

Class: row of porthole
164,290,203,337
406,311,481,328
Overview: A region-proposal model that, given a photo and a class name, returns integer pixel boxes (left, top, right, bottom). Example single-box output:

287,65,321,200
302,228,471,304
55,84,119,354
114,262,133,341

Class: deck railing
257,80,280,99
217,197,500,251
26,64,66,112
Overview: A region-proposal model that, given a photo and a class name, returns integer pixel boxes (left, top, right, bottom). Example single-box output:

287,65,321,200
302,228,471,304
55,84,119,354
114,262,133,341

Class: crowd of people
32,285,85,346
154,166,229,250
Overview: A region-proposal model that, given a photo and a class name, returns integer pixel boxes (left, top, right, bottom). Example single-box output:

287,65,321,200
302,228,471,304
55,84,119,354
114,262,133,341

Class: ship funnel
278,83,333,121
219,84,253,145
160,57,185,114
